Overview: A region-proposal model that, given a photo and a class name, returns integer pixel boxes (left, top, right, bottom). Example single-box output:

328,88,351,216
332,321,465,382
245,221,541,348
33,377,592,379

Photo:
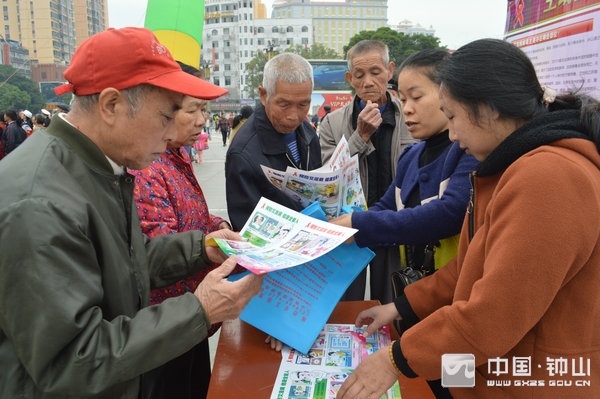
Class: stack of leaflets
271,323,402,399
222,199,375,354
261,137,366,217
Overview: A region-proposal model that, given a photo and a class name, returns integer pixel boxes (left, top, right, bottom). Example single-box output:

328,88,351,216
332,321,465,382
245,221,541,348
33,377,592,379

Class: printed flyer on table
270,323,402,399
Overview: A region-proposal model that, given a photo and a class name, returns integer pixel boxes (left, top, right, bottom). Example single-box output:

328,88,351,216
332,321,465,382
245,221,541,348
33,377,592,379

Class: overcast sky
107,0,508,50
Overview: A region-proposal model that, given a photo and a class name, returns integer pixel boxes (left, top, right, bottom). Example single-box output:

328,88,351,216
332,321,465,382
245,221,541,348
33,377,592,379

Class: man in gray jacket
319,40,414,303
0,27,263,399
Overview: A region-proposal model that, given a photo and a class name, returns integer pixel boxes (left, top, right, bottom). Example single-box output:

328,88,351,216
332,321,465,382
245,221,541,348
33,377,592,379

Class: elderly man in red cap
0,27,263,399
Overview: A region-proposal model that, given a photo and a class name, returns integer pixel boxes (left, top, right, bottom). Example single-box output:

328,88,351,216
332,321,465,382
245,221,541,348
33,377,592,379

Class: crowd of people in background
0,108,55,159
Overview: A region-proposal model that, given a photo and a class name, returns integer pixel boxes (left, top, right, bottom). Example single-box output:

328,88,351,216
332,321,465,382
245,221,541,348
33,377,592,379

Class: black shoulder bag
390,243,436,298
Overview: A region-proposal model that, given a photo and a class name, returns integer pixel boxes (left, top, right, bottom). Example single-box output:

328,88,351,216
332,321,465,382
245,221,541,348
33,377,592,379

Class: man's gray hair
346,40,390,71
262,53,314,99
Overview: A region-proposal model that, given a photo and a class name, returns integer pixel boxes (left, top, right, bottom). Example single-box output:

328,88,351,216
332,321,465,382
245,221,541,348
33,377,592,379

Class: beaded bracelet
388,340,402,375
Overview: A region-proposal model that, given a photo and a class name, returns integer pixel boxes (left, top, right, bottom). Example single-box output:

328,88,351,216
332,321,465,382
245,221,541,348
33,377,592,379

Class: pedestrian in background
41,108,52,127
31,113,46,135
230,105,254,144
1,109,27,155
218,112,230,146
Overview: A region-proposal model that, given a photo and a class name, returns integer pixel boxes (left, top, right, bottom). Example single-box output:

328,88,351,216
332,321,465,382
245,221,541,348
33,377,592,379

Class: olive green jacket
0,115,212,398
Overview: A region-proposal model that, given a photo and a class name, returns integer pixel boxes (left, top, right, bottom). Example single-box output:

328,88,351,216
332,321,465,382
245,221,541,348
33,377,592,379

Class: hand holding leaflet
213,197,358,274
261,136,367,217
228,202,375,354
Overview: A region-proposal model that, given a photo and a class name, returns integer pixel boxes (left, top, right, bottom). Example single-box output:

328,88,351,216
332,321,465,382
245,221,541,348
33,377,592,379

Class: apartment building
2,0,107,83
272,0,387,57
203,0,312,99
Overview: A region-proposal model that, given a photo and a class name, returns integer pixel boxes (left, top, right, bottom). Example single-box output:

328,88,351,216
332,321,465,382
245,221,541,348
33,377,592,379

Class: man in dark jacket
1,109,27,155
225,52,322,231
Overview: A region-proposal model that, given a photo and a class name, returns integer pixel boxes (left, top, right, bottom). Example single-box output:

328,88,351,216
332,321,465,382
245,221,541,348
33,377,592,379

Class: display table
207,300,434,399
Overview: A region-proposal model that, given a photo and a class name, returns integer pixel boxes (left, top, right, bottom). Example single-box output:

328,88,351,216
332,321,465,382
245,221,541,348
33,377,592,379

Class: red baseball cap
54,27,227,100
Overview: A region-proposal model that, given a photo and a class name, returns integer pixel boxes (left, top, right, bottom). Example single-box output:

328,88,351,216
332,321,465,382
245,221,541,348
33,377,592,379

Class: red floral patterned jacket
132,148,230,336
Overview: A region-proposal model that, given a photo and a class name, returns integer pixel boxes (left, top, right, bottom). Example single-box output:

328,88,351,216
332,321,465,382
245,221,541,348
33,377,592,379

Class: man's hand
336,345,401,399
204,229,241,263
355,303,401,338
357,100,383,142
194,256,263,324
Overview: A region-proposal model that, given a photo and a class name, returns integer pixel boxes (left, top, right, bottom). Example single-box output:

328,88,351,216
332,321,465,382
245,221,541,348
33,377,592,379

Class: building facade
3,0,107,65
202,0,313,100
390,19,436,38
271,0,387,57
2,0,107,87
1,40,31,77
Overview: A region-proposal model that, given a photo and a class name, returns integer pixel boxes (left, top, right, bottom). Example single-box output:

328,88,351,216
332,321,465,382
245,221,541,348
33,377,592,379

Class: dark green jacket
0,115,212,398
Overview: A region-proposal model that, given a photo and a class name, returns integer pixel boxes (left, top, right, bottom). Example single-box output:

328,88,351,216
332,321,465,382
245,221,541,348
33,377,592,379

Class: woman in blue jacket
331,48,478,301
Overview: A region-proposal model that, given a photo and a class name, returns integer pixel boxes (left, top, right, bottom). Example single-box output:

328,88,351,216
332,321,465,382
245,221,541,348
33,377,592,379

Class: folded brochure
214,197,358,274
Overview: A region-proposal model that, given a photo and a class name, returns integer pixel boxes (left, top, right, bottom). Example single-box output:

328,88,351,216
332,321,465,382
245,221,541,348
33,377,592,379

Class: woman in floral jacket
131,63,236,399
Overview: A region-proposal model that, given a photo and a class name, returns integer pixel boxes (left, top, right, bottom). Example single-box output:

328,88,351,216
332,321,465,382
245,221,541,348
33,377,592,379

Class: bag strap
421,243,436,275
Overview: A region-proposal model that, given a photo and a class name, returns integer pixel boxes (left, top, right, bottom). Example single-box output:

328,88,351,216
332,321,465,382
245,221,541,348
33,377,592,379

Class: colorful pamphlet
270,323,402,399
228,202,375,354
214,197,358,274
261,136,366,217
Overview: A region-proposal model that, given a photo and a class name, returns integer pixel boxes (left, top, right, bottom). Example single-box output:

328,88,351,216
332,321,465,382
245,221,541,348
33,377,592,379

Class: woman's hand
204,229,242,263
337,345,401,399
329,214,355,244
355,303,401,338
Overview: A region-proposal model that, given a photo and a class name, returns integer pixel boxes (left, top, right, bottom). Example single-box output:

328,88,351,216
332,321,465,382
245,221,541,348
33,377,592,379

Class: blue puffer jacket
351,138,478,265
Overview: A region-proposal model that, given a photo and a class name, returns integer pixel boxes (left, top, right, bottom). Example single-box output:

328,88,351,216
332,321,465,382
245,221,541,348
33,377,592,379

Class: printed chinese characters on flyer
261,136,366,217
270,323,401,399
213,197,357,274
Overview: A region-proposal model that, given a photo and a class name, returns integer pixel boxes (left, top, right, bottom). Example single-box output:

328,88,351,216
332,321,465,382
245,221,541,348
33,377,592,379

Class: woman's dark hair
240,105,254,119
398,48,450,85
232,105,254,129
438,38,599,146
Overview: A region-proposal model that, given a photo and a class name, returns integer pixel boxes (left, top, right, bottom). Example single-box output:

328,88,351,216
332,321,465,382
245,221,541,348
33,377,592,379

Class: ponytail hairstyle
438,38,600,149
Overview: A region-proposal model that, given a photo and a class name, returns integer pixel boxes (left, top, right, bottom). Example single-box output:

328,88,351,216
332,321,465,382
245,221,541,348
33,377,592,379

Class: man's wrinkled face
116,88,182,170
345,50,394,106
259,80,312,134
